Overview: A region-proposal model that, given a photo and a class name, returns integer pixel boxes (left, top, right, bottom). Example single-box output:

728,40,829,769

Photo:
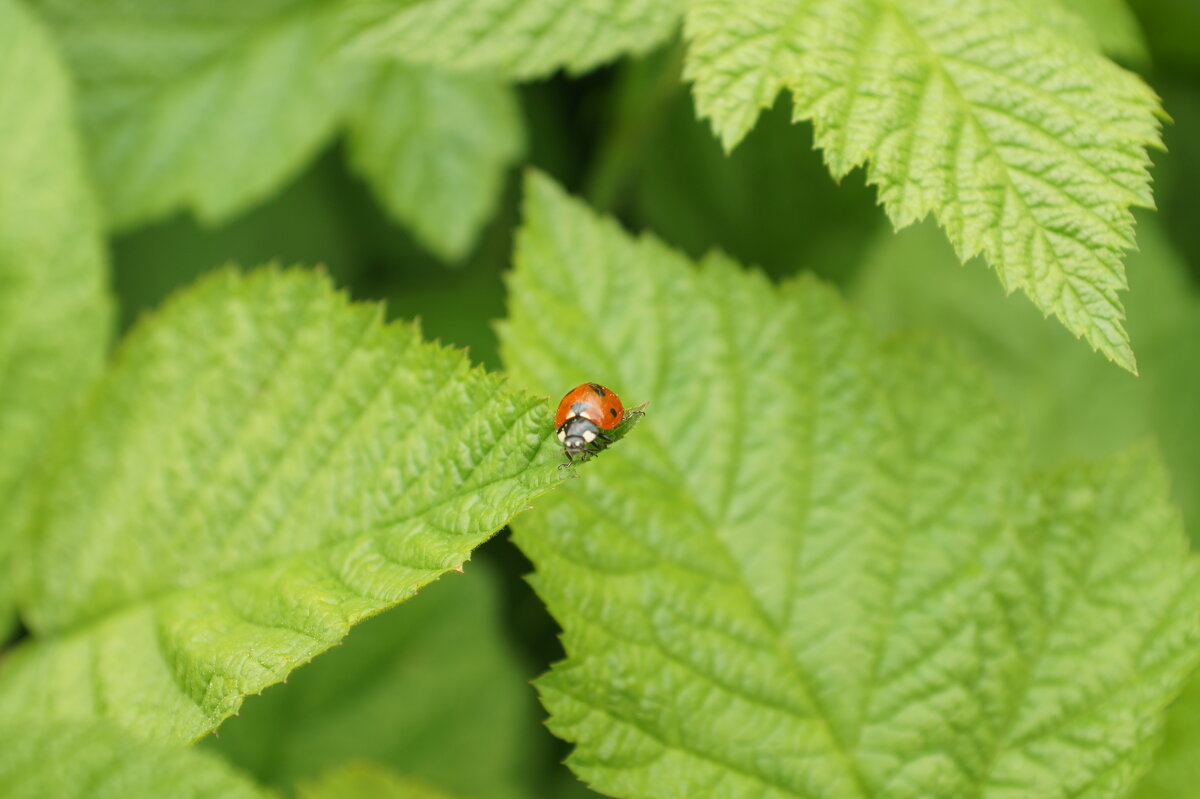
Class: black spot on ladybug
609,407,619,418
589,383,607,397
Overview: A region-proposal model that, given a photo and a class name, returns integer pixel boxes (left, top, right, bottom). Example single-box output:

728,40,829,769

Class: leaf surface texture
0,721,266,799
683,0,1162,370
0,268,567,742
342,0,686,79
499,173,1200,799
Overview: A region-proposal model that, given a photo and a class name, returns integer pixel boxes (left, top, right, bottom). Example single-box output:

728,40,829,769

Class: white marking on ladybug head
582,429,597,443
557,429,567,442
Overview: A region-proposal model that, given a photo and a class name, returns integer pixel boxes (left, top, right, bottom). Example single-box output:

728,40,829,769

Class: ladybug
555,382,631,464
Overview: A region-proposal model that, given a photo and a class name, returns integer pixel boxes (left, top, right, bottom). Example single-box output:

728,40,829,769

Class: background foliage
1,0,1199,797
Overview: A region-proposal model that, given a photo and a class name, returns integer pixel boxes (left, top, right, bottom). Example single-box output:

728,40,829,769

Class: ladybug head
557,416,601,455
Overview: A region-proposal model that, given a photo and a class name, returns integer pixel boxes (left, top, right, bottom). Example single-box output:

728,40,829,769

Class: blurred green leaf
210,562,545,799
110,148,375,332
853,214,1200,799
298,760,464,799
31,0,356,230
0,721,268,799
346,63,524,262
852,215,1200,540
0,268,569,743
0,0,112,642
31,0,522,262
1132,677,1200,799
1127,0,1200,70
342,0,686,79
499,173,1200,799
1006,0,1149,63
1057,0,1149,61
110,143,517,371
683,0,1162,372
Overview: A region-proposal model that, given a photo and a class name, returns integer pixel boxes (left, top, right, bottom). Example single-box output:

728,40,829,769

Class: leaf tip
1104,336,1139,375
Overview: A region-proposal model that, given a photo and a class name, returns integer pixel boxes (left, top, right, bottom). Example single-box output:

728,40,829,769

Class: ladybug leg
585,436,610,454
559,447,595,469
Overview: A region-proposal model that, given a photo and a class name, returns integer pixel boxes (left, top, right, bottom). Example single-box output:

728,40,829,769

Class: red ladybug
555,382,629,464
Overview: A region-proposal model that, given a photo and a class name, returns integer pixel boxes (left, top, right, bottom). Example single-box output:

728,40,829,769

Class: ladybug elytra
555,382,633,464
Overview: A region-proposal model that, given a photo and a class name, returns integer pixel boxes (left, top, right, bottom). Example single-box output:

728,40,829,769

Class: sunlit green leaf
683,0,1162,371
852,215,1200,539
499,173,1200,799
851,215,1200,799
342,0,686,79
0,0,112,642
1057,0,1148,61
0,268,569,742
0,721,267,799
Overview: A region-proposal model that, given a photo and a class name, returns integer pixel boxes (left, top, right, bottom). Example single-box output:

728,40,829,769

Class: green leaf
33,1,522,261
850,216,1200,799
209,560,546,799
0,721,267,799
598,65,881,284
683,0,1162,372
298,760,465,799
29,0,356,230
1056,0,1149,62
341,0,687,79
0,0,112,641
499,173,1200,799
0,267,570,743
1132,677,1200,799
1003,0,1146,63
345,63,524,262
1134,394,1200,798
851,215,1200,540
